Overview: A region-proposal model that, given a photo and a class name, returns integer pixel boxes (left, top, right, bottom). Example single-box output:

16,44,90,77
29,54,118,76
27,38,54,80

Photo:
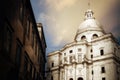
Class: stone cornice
47,50,60,57
77,27,104,35
51,66,59,71
47,33,119,59
60,41,88,51
91,33,112,43
59,53,120,68
60,33,113,52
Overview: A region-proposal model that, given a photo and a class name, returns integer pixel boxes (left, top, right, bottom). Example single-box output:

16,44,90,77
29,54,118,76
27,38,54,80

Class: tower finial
85,0,94,20
88,0,90,9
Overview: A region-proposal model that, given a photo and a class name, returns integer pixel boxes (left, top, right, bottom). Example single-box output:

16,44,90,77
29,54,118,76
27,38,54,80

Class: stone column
65,66,67,80
73,63,76,80
83,63,87,80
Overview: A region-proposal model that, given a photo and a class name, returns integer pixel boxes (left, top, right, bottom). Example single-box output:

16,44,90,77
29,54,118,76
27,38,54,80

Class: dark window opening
16,40,22,67
78,77,83,80
64,57,67,62
78,48,82,52
100,49,104,55
91,55,93,58
26,18,30,38
35,39,37,55
19,1,24,24
64,53,66,56
70,56,72,63
51,76,53,80
24,53,28,73
52,62,54,67
32,26,34,48
101,67,105,73
90,49,93,52
81,36,86,40
30,64,32,76
70,78,73,80
33,68,36,79
114,48,116,53
70,50,73,53
93,34,98,39
92,70,94,75
102,77,106,80
6,26,12,55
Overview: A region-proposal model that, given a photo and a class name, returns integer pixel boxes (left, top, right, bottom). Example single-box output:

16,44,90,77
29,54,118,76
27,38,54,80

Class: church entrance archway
78,77,83,80
69,78,73,80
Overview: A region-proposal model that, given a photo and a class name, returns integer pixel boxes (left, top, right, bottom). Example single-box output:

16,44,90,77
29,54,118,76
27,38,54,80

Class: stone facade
46,9,120,80
0,0,46,80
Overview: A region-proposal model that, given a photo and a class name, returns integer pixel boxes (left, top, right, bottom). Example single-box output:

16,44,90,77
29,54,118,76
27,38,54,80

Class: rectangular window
51,76,53,80
64,53,66,56
33,68,36,79
102,77,106,80
90,49,93,52
24,53,28,73
78,48,81,52
32,28,34,48
6,25,12,55
30,63,32,76
26,18,30,38
19,0,24,24
60,60,62,64
38,48,41,63
101,67,105,73
32,67,35,78
35,72,37,80
70,56,72,63
78,55,82,62
16,40,22,67
69,50,73,53
92,70,94,75
100,49,104,55
91,54,93,58
64,57,67,62
52,62,54,67
35,39,37,55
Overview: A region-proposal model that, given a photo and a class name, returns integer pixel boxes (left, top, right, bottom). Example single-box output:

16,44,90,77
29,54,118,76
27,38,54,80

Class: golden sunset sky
31,0,120,53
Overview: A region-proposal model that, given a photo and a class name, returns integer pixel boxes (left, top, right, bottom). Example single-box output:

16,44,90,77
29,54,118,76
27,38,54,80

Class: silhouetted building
0,0,46,80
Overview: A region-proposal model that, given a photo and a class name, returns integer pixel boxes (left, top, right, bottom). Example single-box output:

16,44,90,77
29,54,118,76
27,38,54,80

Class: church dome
77,9,103,34
75,9,105,42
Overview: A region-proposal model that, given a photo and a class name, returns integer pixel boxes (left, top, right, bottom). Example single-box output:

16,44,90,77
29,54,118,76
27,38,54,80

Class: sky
30,0,120,54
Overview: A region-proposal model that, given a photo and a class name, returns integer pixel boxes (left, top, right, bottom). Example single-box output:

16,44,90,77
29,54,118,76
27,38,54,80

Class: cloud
38,13,56,25
99,0,120,38
45,0,78,11
32,0,120,53
38,13,65,46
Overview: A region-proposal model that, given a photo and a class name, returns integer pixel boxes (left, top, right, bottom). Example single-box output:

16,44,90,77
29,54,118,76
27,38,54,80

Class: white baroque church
46,9,120,80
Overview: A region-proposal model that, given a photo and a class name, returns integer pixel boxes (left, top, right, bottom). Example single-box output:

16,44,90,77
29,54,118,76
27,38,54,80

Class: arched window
70,78,73,80
92,34,98,39
78,77,83,80
81,36,86,40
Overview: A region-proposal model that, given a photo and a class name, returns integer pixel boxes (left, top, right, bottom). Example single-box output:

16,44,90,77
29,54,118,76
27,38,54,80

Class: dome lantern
85,9,94,20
